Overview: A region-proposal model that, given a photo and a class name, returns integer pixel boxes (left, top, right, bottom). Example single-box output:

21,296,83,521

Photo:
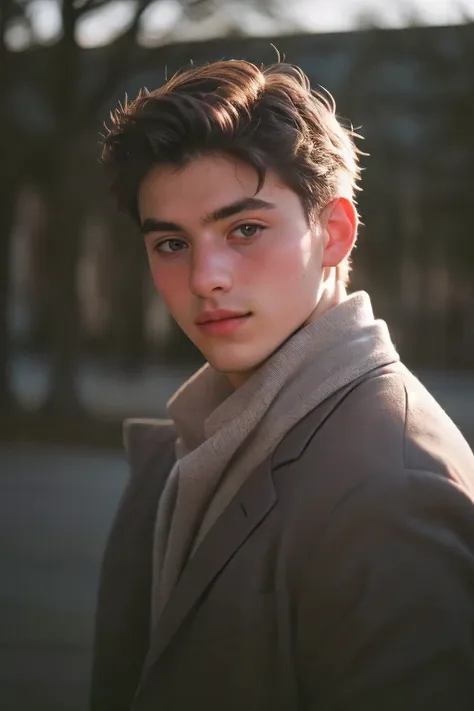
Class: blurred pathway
0,446,128,711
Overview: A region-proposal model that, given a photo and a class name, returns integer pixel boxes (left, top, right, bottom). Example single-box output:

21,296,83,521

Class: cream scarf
151,291,399,627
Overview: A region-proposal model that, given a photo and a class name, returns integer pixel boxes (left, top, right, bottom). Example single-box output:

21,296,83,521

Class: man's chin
205,352,260,380
205,347,280,388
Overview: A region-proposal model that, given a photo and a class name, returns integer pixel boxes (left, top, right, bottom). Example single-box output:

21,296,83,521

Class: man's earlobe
322,198,358,268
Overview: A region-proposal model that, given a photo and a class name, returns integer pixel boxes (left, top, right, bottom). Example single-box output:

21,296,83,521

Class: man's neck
304,266,348,327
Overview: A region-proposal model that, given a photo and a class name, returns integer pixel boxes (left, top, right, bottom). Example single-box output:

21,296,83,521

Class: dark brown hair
102,60,362,278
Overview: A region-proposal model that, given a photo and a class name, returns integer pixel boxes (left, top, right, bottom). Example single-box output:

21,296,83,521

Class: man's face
138,154,328,387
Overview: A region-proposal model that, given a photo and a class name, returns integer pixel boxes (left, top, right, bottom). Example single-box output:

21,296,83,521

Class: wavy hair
102,60,364,280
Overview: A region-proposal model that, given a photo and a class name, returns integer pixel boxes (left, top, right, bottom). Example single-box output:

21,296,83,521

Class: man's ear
320,197,358,268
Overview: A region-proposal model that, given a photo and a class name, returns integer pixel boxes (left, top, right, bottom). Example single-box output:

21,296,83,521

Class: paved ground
0,446,128,711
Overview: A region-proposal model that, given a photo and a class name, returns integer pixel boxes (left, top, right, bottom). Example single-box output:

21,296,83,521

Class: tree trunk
40,178,85,417
0,4,19,414
0,183,16,412
39,4,85,418
114,224,148,373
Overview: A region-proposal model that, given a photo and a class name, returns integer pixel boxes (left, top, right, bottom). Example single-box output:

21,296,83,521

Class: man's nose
189,248,233,297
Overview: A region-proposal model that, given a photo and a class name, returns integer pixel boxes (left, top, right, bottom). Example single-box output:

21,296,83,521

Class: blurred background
1,0,474,708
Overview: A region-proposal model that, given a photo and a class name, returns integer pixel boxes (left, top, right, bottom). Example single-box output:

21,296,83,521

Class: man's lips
195,310,251,325
196,313,252,335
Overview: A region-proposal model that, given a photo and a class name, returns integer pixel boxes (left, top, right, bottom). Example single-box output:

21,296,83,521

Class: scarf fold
151,291,399,627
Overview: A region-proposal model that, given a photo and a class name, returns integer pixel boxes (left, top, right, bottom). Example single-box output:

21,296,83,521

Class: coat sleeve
295,468,474,711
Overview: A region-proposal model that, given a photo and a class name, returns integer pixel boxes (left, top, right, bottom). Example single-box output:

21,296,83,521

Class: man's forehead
138,156,291,223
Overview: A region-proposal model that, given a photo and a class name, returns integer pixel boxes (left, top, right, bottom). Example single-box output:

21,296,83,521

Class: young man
90,60,474,710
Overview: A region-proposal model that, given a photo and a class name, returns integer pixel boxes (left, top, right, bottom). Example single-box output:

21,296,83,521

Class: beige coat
90,361,474,711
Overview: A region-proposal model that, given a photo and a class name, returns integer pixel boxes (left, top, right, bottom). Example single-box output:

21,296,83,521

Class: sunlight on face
138,154,327,386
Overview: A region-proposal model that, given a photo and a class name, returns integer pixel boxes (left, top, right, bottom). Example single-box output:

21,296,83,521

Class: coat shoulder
355,364,474,490
280,363,474,505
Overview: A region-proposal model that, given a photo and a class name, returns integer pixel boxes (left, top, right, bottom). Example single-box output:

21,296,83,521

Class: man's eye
234,224,264,240
154,238,188,253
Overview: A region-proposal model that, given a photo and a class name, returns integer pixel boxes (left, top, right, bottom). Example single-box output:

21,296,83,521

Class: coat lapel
135,455,277,692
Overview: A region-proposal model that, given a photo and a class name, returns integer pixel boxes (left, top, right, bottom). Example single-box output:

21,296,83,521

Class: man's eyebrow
202,197,276,224
140,197,276,235
140,218,183,235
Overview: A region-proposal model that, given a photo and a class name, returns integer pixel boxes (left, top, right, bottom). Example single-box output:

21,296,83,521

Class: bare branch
182,0,217,20
81,0,155,119
2,0,27,25
73,0,112,18
61,0,79,42
126,0,156,36
79,0,293,122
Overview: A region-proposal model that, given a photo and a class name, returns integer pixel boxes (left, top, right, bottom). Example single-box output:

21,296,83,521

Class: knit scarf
151,291,399,627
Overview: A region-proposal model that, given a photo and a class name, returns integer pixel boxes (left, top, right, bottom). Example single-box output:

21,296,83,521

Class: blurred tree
5,1,471,426
1,0,291,420
0,0,29,414
340,18,474,370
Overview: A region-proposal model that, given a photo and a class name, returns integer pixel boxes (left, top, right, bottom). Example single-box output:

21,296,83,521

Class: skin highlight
138,153,357,388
